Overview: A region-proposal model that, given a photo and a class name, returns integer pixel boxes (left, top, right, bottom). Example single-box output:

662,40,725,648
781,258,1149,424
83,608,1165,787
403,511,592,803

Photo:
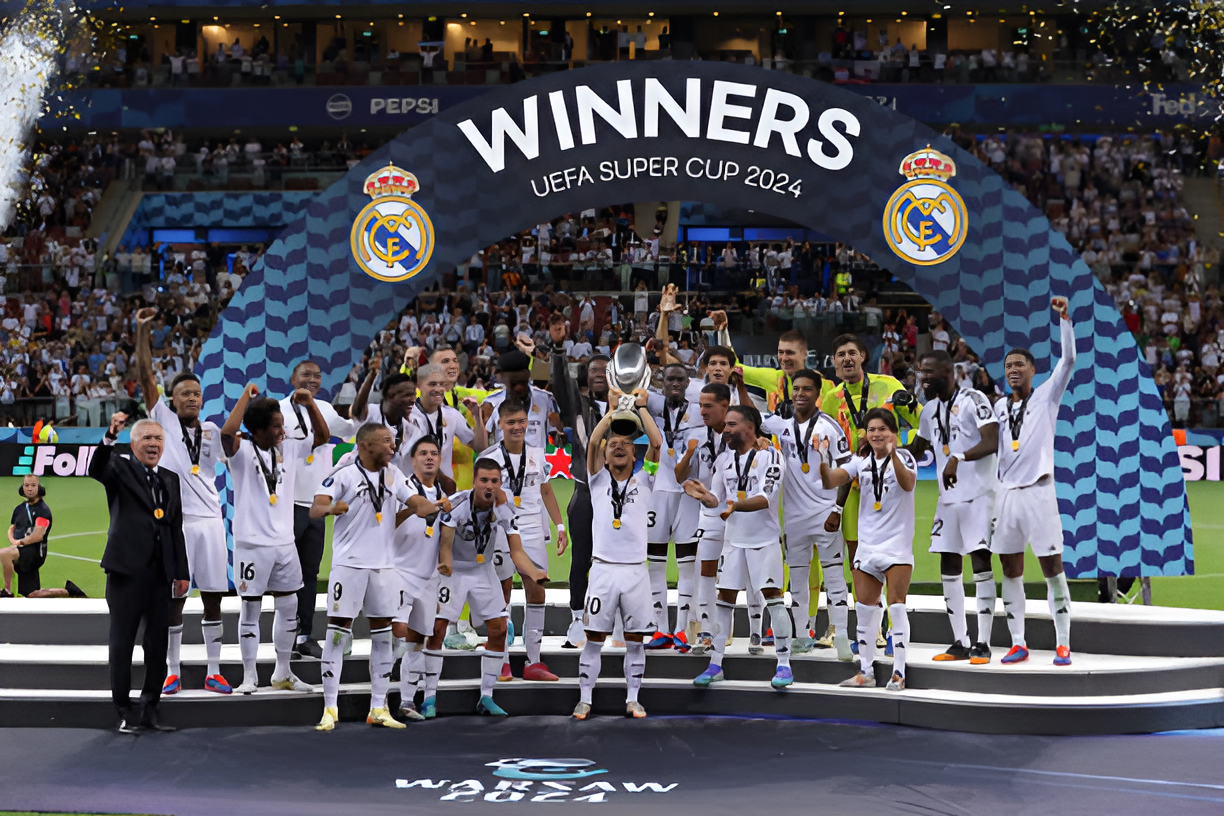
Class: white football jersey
279,396,356,505
710,445,784,549
320,462,414,570
842,450,918,553
589,466,655,564
151,398,226,519
231,436,311,546
393,474,446,579
918,388,999,503
440,491,517,568
685,377,742,406
409,403,474,478
647,394,701,494
995,318,1077,488
762,410,849,527
478,442,549,536
683,424,730,527
484,386,559,450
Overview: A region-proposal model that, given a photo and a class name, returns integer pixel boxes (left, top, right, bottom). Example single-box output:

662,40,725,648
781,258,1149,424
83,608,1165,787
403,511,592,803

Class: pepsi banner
46,82,1214,130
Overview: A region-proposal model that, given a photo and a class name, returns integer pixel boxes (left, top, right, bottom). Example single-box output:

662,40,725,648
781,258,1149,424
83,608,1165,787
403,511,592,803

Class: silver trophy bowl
606,342,650,436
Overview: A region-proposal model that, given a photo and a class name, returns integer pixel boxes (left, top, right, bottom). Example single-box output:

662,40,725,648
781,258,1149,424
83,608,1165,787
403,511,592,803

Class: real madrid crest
882,146,968,266
350,164,436,282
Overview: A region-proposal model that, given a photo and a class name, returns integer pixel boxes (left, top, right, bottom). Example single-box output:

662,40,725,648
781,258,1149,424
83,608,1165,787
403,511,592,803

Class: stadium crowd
2,126,1222,428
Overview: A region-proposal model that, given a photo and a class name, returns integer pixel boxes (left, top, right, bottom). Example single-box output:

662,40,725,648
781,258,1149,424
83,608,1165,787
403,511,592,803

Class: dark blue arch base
196,61,1192,578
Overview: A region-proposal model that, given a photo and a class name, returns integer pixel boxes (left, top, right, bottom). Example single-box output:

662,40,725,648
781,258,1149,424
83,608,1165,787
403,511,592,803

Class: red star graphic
545,443,574,480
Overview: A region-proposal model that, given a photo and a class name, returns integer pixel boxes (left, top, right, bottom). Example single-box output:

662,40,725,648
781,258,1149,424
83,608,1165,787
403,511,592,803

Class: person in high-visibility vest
834,268,852,298
818,333,920,650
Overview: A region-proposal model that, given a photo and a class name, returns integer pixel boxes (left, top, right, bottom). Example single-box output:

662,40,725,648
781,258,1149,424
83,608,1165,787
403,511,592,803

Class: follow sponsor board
2,443,129,477
44,83,1219,130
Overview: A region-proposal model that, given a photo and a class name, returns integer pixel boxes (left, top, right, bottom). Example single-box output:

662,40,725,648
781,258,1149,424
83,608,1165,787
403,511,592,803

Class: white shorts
326,565,399,619
493,536,546,582
786,529,844,568
394,570,439,635
234,541,302,596
437,566,507,623
183,515,229,593
717,543,785,593
671,494,706,545
853,542,914,584
990,479,1064,557
930,493,995,555
695,514,726,561
583,561,655,635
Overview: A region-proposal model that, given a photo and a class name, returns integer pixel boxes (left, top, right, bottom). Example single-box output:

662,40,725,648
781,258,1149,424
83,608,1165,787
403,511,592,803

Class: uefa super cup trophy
606,342,650,436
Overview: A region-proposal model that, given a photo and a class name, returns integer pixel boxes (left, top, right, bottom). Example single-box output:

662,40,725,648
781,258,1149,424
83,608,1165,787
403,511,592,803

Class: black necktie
144,465,162,508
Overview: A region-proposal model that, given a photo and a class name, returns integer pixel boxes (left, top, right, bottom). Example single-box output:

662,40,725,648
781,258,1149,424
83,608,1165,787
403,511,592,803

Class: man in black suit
90,411,190,734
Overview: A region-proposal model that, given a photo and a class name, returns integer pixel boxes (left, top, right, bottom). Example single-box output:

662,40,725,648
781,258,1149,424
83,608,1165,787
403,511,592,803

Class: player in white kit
686,405,794,690
643,363,702,651
911,350,1000,664
134,307,232,695
674,382,730,654
311,423,424,731
410,364,486,480
479,398,567,682
761,369,853,660
351,363,422,475
820,408,919,691
572,387,662,721
391,435,453,722
993,297,1077,667
480,350,563,450
221,384,328,694
428,459,546,716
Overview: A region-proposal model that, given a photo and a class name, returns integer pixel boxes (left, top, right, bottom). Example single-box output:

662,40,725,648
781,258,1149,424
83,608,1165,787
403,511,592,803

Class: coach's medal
269,495,278,506
154,508,165,519
737,490,747,501
801,463,810,474
613,519,622,529
306,454,314,464
942,445,950,455
191,464,200,475
1012,440,1020,451
873,501,882,511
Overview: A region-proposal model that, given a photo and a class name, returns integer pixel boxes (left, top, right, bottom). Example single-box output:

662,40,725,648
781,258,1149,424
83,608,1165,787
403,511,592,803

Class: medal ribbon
663,400,687,451
608,470,630,526
733,448,758,497
501,442,527,500
794,413,817,469
252,444,279,499
356,461,386,518
935,389,959,450
473,507,493,560
869,453,891,509
1008,393,1031,448
411,474,441,528
181,418,202,468
846,373,870,430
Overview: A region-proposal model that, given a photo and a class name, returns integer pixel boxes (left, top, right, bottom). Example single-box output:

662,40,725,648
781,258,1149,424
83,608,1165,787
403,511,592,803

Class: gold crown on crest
363,165,420,199
899,146,957,181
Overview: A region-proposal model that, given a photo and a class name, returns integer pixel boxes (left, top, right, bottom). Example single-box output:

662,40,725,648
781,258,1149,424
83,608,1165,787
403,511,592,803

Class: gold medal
191,464,200,475
269,495,278,506
306,454,314,464
737,490,746,501
376,512,383,523
613,519,622,529
1012,440,1020,451
514,495,521,507
153,508,164,519
801,463,810,474
873,501,882,511
942,445,950,455
477,553,485,563
426,526,434,537
668,448,675,457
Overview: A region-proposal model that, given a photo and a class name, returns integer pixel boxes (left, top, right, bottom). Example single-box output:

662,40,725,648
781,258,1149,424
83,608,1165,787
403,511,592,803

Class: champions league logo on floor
883,145,968,266
350,164,435,283
396,757,677,803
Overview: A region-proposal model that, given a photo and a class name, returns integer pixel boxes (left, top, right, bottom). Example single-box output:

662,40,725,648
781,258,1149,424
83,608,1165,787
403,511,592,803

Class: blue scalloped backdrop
118,192,319,249
194,61,1192,578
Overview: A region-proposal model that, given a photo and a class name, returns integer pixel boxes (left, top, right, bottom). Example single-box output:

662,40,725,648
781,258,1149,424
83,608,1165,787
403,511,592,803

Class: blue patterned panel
118,192,318,249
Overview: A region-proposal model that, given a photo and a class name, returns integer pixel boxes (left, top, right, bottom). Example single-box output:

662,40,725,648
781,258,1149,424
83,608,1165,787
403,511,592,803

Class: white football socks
167,624,184,678
202,618,223,677
480,650,505,698
648,557,668,633
696,568,717,637
711,600,734,667
525,603,546,665
238,598,261,686
821,554,850,635
624,641,645,702
321,624,350,709
973,570,997,646
578,640,603,704
747,589,764,640
422,649,443,700
941,573,970,648
789,563,811,633
675,555,696,637
856,602,883,676
369,627,394,709
1046,572,1072,650
271,594,297,680
1001,575,1027,648
888,603,909,678
766,597,791,668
